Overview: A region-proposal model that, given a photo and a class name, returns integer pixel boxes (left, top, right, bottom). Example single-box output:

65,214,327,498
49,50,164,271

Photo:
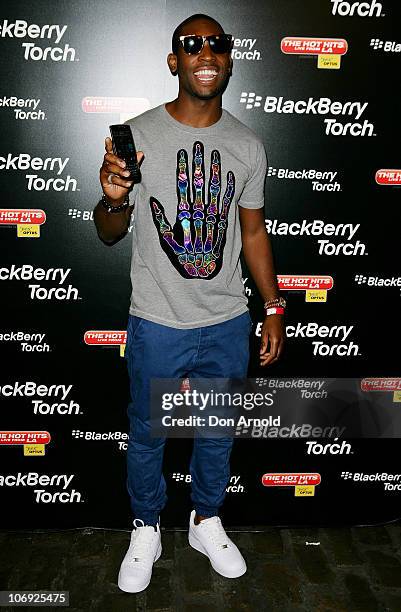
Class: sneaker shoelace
198,516,231,550
127,519,158,565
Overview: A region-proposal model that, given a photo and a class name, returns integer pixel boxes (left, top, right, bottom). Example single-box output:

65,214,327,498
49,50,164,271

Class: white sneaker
118,518,162,593
188,510,247,578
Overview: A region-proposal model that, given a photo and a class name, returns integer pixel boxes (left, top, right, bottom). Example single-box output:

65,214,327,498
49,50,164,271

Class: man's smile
193,67,219,83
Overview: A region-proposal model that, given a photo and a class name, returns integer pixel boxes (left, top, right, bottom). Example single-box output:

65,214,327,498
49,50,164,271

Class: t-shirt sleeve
238,139,267,209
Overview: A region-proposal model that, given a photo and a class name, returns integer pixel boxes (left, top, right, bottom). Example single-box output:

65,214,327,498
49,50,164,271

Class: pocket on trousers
125,316,144,360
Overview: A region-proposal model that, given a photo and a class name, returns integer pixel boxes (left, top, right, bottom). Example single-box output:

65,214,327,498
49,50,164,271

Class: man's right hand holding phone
94,138,144,244
100,137,144,206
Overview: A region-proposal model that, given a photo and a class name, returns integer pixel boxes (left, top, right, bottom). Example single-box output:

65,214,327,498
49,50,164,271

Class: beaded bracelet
263,296,286,310
100,193,130,214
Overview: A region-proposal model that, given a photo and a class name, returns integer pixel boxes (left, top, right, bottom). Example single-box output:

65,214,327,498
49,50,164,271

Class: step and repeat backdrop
0,0,400,528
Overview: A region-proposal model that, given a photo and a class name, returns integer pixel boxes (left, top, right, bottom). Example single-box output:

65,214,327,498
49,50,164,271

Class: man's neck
165,94,222,128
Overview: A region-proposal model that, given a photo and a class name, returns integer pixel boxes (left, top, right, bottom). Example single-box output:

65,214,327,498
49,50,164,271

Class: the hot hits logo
0,431,50,456
0,209,46,238
84,330,127,358
81,96,151,124
361,377,401,403
375,169,401,186
0,20,77,61
262,472,321,497
281,37,348,70
278,275,333,302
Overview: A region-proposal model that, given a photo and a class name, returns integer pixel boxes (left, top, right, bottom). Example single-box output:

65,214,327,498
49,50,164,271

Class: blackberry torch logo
0,331,50,353
354,274,401,292
0,96,46,121
266,219,367,256
172,472,245,493
239,95,375,136
0,470,82,503
370,38,401,52
330,0,384,17
341,471,401,492
284,322,360,357
306,438,353,455
267,166,341,192
72,429,129,452
231,37,261,61
0,154,77,191
0,265,80,300
0,381,79,416
0,19,77,61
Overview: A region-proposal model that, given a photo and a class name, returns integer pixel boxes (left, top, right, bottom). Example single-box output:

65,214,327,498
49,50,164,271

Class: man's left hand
259,315,286,367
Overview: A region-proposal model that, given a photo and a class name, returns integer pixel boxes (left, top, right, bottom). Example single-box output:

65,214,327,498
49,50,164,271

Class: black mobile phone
109,124,141,183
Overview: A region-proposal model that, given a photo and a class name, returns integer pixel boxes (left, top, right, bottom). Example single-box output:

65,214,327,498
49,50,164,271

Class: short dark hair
171,14,224,54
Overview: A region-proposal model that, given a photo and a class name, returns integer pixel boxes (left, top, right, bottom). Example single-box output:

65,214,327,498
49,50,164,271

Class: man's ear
167,53,178,76
229,57,233,76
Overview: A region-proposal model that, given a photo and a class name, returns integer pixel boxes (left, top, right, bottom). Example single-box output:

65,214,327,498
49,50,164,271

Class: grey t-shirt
124,104,267,329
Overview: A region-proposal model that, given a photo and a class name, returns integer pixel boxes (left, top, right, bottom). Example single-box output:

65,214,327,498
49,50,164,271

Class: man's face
170,18,232,100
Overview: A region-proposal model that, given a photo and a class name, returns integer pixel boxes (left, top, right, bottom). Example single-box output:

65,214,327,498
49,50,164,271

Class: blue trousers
125,311,252,525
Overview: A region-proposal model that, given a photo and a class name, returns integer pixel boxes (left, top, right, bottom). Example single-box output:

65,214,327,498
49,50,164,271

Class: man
94,13,285,594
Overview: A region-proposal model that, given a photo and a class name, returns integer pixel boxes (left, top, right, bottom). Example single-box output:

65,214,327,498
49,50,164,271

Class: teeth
194,69,217,76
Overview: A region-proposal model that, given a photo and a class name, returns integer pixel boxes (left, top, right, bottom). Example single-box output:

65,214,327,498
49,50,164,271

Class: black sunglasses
176,34,233,55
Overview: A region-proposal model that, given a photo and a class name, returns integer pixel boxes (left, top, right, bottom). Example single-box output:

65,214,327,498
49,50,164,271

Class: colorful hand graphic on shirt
150,141,235,279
